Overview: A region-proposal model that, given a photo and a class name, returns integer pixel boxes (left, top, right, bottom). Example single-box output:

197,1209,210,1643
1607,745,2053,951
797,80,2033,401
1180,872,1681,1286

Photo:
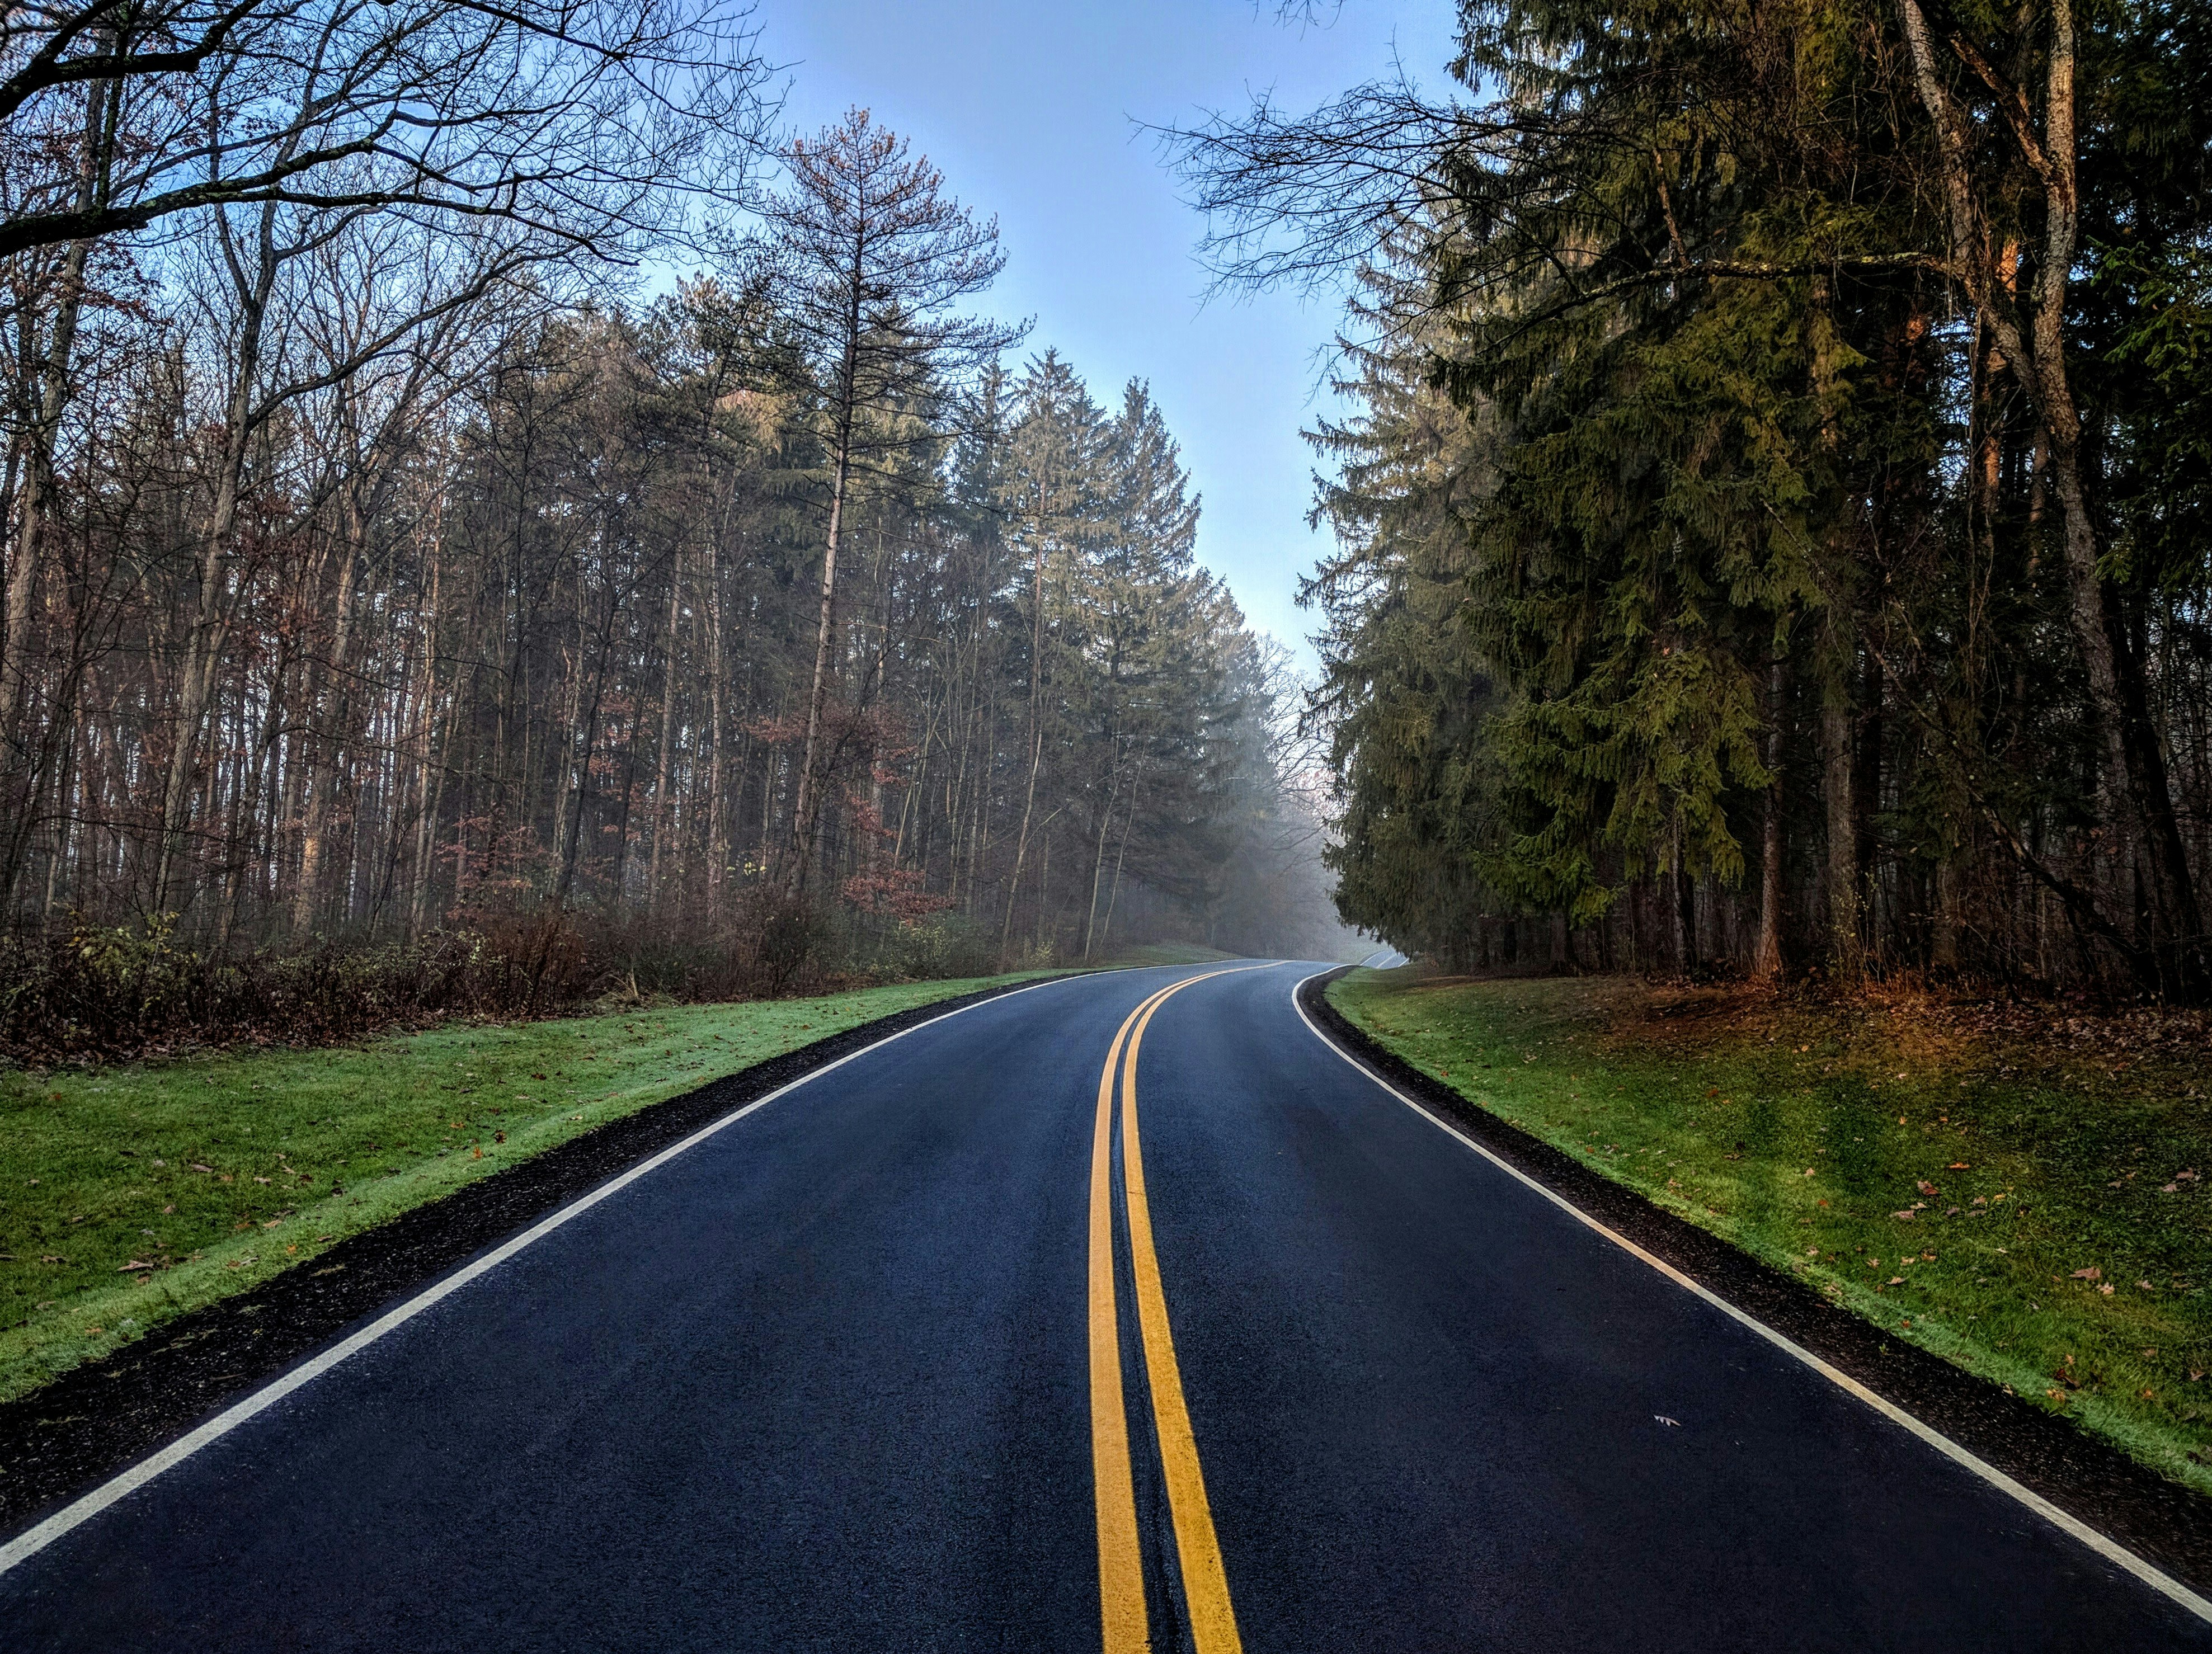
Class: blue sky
751,0,1455,668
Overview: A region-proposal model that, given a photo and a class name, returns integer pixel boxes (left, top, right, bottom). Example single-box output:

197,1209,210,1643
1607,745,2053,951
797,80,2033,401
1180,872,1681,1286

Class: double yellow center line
1089,970,1251,1654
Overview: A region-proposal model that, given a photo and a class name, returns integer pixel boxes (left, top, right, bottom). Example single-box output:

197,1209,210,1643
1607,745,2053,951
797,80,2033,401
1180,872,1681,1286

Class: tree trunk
1669,820,1693,974
1098,772,1139,959
295,507,366,935
1853,644,1883,969
0,69,114,748
1823,676,1859,981
647,545,684,916
1083,755,1121,959
1001,535,1049,958
1901,0,2204,995
1756,645,1787,979
154,202,279,917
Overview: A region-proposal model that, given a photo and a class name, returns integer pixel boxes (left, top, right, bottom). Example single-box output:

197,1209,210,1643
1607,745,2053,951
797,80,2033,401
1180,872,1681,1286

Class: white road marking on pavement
0,970,1113,1577
1290,969,2212,1627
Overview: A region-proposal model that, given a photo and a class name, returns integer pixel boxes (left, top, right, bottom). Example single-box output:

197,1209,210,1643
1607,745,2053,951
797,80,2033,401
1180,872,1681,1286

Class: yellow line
1090,982,1179,1654
1121,978,1246,1654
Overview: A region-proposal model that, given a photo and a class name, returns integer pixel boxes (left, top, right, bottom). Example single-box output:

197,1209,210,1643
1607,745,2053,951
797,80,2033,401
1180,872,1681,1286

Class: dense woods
0,17,1336,1050
1182,0,2212,998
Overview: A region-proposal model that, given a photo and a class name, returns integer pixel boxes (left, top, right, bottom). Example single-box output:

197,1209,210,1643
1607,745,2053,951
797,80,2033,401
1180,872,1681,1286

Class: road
1,961,2205,1650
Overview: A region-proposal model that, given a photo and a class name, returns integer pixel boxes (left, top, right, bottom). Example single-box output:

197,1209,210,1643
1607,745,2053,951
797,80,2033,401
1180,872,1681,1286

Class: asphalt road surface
2,962,2206,1650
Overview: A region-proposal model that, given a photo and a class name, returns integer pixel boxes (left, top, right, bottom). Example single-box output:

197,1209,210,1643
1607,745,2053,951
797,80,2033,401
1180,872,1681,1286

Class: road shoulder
0,974,1065,1540
1297,967,2212,1600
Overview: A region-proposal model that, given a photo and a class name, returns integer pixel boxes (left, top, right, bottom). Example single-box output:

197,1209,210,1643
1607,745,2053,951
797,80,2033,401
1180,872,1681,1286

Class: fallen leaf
253,1176,270,1185
1802,1168,1816,1177
2072,1266,2102,1280
1949,1162,1971,1170
188,1163,211,1173
1893,1210,1916,1221
115,1260,153,1271
2100,1284,2116,1295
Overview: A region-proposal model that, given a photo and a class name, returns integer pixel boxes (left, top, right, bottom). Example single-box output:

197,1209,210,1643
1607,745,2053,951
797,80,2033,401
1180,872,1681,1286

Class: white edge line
1289,968,2212,1625
0,968,1117,1578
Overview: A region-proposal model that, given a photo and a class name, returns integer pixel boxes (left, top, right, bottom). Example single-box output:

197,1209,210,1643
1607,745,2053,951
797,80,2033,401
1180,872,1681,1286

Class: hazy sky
750,0,1456,668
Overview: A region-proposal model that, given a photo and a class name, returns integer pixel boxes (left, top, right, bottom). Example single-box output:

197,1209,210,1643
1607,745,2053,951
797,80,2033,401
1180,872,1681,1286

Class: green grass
1329,967,2212,1493
0,971,1060,1406
1096,942,1239,968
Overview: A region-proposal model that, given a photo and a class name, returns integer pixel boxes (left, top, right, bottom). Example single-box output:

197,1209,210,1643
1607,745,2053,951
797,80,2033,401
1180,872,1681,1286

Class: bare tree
0,0,771,257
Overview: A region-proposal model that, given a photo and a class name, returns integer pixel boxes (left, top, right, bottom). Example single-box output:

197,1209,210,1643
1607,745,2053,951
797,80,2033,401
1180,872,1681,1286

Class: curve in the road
0,959,2205,1651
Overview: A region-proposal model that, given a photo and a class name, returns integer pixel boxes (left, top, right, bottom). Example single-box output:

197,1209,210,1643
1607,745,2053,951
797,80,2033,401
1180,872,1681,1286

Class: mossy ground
1329,967,2212,1493
0,972,1055,1405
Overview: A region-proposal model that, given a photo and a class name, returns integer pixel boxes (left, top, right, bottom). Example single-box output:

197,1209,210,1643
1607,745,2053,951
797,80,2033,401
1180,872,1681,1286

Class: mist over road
1,964,2200,1649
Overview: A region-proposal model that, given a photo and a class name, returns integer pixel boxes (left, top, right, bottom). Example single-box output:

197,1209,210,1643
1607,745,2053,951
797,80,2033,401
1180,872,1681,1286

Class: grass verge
1095,942,1239,968
1328,967,2212,1494
0,971,1057,1406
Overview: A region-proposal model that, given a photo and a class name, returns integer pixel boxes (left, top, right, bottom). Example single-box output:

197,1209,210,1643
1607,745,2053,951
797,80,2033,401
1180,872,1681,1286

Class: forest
1180,0,2212,1001
0,7,1339,1052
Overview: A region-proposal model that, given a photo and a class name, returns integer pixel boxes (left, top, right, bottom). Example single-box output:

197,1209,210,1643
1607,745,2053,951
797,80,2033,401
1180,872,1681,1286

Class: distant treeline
0,11,1343,1035
1180,0,2211,997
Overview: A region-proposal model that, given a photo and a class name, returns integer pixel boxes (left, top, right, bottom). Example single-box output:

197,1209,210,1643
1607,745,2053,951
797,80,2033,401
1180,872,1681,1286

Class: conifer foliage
1179,0,2212,996
0,93,1340,1043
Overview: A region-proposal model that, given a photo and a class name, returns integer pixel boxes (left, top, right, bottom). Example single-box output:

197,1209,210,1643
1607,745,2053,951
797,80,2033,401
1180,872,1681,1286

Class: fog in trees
0,65,1352,1049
